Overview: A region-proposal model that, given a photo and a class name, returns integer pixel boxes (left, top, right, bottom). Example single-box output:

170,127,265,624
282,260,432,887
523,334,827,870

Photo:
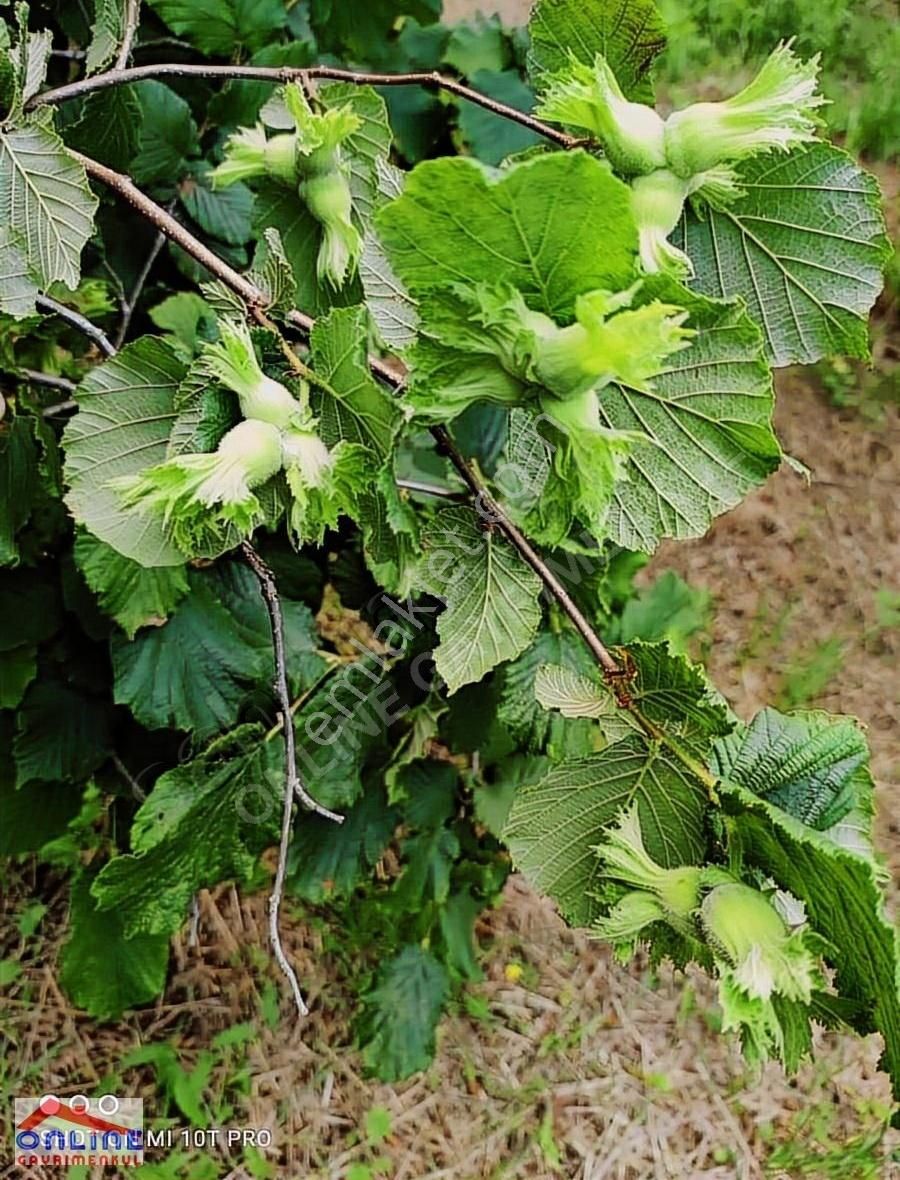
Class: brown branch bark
76,152,625,683
31,63,584,150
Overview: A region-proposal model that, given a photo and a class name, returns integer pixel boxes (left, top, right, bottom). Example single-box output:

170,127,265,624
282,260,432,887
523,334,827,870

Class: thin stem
115,197,176,348
114,0,141,70
396,477,468,501
241,542,343,1021
36,293,116,357
20,369,77,394
31,63,585,150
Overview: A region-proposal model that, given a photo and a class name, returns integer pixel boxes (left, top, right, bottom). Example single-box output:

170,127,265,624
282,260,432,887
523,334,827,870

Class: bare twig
35,293,116,357
20,369,77,394
114,0,141,70
396,477,468,501
31,63,585,150
240,542,343,1020
114,197,177,348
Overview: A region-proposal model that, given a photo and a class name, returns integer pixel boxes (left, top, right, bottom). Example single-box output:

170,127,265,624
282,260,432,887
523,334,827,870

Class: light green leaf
310,305,402,459
360,160,418,352
131,81,199,187
63,337,187,568
444,14,509,77
376,151,637,318
676,144,890,366
610,570,710,653
504,735,709,926
724,784,900,1112
600,280,781,553
14,680,111,789
60,873,170,1020
528,0,667,103
92,731,278,936
0,225,38,318
0,124,98,291
359,946,450,1081
498,629,600,757
421,506,543,694
74,531,190,638
146,0,288,56
86,0,124,75
533,662,641,745
713,707,873,832
111,567,271,738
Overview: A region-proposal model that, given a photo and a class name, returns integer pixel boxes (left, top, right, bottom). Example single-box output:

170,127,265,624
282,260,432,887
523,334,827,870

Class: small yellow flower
504,962,523,983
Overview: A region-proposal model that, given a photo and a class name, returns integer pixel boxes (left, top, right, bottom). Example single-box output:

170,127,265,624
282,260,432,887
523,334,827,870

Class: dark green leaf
0,415,39,564
146,0,288,56
93,731,278,936
359,945,449,1080
289,783,397,902
457,69,542,166
130,81,199,187
60,872,170,1020
74,531,190,638
14,680,111,788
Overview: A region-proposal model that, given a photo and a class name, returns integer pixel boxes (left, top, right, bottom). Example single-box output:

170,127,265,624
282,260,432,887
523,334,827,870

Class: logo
14,1095,144,1168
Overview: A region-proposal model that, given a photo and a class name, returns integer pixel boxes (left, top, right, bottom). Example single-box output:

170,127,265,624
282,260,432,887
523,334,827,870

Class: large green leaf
93,730,278,936
0,225,38,318
504,735,709,926
0,567,62,651
291,657,396,810
289,783,398,903
375,151,638,318
0,124,97,291
311,0,440,58
0,645,36,708
676,144,890,366
60,873,170,1020
713,707,873,833
75,532,190,638
14,680,111,789
63,338,187,568
528,0,667,103
420,506,543,695
130,81,199,187
111,567,270,738
600,281,781,552
724,785,900,1113
359,945,450,1081
310,306,401,459
146,0,288,56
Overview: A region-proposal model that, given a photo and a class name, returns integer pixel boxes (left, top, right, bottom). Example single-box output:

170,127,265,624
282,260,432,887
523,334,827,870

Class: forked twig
241,542,343,1020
